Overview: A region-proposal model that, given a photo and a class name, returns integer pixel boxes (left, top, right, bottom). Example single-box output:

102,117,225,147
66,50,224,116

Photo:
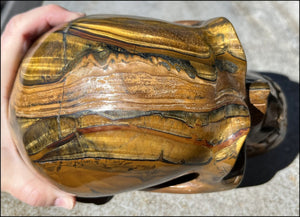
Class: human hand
1,4,85,209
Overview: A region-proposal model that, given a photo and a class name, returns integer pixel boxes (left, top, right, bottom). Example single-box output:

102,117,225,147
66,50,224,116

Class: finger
2,4,85,45
1,144,75,209
1,4,84,108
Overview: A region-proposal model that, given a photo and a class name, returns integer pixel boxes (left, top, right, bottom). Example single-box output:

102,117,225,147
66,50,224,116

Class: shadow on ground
239,71,299,187
76,195,114,205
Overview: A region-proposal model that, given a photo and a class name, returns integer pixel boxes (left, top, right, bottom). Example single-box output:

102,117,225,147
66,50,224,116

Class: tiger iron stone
8,15,268,197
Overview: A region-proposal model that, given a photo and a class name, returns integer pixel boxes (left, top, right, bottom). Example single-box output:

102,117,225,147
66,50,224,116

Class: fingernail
75,12,86,17
66,12,85,22
54,197,74,210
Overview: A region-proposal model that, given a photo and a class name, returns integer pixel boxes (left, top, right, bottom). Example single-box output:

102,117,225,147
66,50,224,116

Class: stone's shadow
239,71,299,188
76,195,114,205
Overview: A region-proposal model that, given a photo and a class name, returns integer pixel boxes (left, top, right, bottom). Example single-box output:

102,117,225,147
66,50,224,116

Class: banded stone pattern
9,15,250,196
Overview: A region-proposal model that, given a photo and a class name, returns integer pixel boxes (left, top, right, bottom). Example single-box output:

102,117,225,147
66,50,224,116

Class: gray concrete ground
1,1,299,216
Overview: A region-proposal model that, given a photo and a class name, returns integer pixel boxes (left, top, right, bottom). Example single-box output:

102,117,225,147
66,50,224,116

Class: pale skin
1,4,85,209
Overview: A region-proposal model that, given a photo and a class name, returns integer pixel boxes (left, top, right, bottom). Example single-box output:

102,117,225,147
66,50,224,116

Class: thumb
1,145,75,209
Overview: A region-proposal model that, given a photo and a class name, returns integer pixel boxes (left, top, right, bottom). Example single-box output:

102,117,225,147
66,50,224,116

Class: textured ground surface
1,1,299,216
